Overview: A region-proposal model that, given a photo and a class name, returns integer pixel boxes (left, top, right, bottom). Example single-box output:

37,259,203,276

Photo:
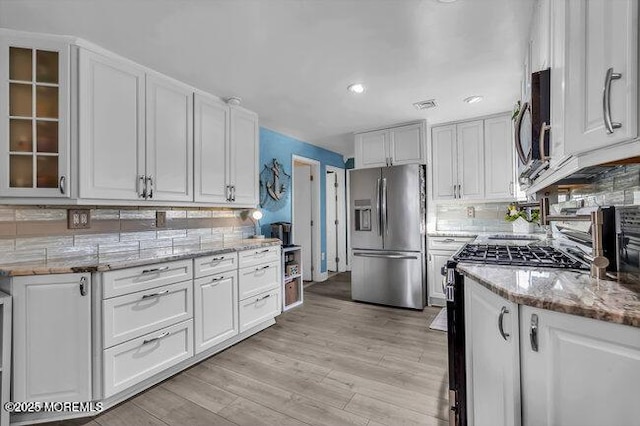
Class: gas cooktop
453,244,589,270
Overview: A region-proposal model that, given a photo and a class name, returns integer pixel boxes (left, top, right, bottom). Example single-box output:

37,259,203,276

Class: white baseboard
314,271,329,282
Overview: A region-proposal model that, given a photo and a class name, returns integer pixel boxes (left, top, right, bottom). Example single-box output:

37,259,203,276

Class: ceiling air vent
413,99,437,110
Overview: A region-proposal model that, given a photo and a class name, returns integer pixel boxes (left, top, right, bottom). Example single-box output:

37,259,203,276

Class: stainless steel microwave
515,68,551,184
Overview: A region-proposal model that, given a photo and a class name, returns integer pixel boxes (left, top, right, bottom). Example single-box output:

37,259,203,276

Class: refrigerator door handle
382,177,388,235
376,178,382,236
353,252,419,260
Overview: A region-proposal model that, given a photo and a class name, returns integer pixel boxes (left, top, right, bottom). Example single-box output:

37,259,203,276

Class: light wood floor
55,273,449,426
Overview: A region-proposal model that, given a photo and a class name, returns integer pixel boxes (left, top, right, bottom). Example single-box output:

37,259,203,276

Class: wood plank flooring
54,273,449,426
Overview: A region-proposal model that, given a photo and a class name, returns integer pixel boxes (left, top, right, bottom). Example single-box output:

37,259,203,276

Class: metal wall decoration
260,159,291,211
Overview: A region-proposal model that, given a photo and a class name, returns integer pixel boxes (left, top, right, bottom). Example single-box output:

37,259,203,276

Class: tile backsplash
557,164,640,207
435,202,513,232
0,206,256,263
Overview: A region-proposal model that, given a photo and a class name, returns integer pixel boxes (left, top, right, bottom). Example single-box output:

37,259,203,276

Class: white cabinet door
229,106,258,206
11,273,92,402
78,48,145,200
194,93,229,204
564,0,638,155
389,123,424,165
465,279,521,426
0,34,71,197
548,0,568,168
355,130,389,168
521,306,640,426
484,115,515,200
431,125,457,201
145,73,193,202
194,272,238,354
530,0,551,72
456,120,485,200
427,251,452,306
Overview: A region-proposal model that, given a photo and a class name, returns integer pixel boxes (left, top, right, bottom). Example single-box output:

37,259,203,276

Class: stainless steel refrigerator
349,164,426,309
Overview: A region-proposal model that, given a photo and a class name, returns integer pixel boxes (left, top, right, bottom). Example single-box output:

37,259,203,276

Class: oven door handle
353,252,418,260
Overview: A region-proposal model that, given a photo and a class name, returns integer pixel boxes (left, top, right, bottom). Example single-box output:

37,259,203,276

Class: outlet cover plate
68,209,91,230
156,211,167,228
466,207,475,218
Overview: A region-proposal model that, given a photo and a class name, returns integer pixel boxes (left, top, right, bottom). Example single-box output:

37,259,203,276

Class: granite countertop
0,239,282,277
457,263,640,328
428,230,547,239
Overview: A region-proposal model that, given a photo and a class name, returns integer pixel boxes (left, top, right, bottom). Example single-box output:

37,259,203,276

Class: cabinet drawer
103,281,193,348
103,320,193,398
102,260,193,299
238,261,280,300
194,252,237,278
428,236,474,251
238,246,280,268
239,289,281,333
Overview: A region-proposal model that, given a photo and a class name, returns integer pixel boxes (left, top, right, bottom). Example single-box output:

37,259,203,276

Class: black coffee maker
271,222,292,246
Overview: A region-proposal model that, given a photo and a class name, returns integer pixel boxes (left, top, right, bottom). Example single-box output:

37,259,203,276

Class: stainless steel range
452,244,589,270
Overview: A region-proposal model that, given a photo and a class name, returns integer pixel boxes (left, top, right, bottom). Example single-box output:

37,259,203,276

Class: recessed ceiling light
413,99,438,110
347,83,365,94
463,95,484,104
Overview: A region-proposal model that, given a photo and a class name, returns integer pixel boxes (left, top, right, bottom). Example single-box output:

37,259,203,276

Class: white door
0,34,71,197
521,306,640,426
145,73,193,202
466,279,521,426
12,273,92,403
194,272,238,354
294,163,313,281
78,48,145,200
229,106,259,206
564,0,638,155
484,115,515,200
194,93,229,204
355,130,389,168
426,251,451,306
431,124,457,201
389,123,424,165
326,171,338,272
457,120,485,200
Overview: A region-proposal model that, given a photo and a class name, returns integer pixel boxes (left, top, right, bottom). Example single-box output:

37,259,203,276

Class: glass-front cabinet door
0,35,69,197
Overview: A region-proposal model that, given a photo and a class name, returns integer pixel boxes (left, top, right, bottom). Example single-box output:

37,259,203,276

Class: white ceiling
0,0,534,156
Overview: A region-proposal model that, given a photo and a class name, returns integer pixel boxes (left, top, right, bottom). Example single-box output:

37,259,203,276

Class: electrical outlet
467,207,475,218
156,211,167,228
67,209,91,230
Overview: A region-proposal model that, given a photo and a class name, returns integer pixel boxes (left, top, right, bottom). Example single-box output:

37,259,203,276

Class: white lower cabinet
240,288,281,333
427,236,473,306
238,261,280,300
0,273,92,403
520,306,640,426
194,272,238,354
103,320,193,398
465,279,521,426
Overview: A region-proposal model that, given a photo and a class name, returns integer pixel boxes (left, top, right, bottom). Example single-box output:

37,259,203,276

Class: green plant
504,204,540,223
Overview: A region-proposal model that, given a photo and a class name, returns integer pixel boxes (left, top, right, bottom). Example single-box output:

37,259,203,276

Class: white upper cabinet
194,93,229,204
431,124,457,201
548,0,567,167
431,114,515,202
389,123,425,166
145,73,193,202
520,306,640,426
79,48,146,201
229,106,259,206
0,33,71,197
530,0,551,72
484,115,515,199
456,120,485,200
465,279,521,426
563,0,638,156
354,122,426,169
355,130,389,168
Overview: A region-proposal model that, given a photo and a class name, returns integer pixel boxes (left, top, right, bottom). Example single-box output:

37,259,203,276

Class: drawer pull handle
255,265,270,271
256,294,271,302
142,331,170,345
442,238,455,243
142,289,170,299
211,257,225,261
255,249,270,254
142,266,170,274
211,276,225,282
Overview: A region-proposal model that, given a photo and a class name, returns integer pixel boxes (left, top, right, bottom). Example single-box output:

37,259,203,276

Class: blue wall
259,127,345,273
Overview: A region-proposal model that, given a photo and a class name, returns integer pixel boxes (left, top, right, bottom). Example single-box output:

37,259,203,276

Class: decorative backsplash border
0,206,256,264
435,202,514,232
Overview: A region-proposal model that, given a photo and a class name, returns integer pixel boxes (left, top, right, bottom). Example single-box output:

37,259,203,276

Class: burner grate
453,244,589,270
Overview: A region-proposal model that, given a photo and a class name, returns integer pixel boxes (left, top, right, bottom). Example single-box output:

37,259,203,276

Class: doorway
292,156,321,282
325,166,347,274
